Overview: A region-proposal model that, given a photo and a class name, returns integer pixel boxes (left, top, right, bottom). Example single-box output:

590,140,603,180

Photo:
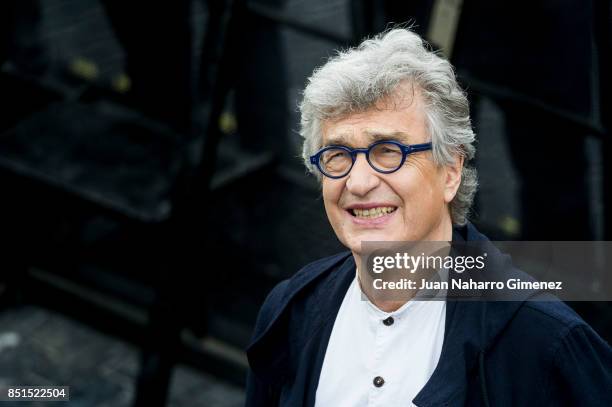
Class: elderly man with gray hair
245,28,612,407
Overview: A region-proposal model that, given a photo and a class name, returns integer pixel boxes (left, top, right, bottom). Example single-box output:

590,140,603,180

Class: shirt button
373,376,385,387
383,316,394,326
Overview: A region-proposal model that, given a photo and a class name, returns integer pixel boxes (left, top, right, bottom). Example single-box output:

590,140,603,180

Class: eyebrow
323,130,413,147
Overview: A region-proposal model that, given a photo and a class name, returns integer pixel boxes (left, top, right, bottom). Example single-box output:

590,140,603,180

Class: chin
343,233,396,253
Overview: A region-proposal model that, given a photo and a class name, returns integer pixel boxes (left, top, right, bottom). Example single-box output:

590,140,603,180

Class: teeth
351,207,396,218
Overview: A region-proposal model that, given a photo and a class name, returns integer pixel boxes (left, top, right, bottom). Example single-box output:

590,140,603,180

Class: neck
354,216,454,312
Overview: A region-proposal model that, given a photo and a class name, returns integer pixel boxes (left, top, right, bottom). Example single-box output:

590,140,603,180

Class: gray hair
299,27,477,225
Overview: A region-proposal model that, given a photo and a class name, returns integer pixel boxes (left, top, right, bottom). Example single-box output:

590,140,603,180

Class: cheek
398,162,445,208
322,181,342,213
321,182,332,205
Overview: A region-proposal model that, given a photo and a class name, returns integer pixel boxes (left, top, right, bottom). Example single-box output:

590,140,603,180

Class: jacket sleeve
244,280,290,407
547,323,612,406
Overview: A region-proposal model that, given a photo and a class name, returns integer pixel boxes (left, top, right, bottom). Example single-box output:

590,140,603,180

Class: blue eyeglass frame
309,140,433,179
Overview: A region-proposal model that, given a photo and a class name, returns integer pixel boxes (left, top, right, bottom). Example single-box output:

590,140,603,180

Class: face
320,88,462,255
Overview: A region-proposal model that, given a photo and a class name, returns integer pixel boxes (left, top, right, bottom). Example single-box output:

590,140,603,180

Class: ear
443,155,464,203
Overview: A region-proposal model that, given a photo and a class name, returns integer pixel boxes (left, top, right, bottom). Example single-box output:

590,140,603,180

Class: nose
345,153,380,196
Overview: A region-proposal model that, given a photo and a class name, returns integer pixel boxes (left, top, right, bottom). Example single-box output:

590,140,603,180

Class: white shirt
314,274,446,407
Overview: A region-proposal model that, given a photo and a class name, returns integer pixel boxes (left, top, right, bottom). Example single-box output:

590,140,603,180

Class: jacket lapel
413,226,482,406
414,223,531,406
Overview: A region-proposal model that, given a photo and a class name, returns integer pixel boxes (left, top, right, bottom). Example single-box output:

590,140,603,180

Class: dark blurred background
0,0,610,406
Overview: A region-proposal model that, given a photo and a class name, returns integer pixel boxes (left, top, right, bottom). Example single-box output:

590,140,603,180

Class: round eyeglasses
309,140,433,179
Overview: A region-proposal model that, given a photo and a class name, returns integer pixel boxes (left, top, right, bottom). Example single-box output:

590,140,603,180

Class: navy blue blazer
245,223,612,406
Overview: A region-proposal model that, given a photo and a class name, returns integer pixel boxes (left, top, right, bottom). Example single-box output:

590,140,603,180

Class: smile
350,206,397,219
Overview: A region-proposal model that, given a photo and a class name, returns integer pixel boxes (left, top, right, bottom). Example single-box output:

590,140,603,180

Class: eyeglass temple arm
407,142,433,152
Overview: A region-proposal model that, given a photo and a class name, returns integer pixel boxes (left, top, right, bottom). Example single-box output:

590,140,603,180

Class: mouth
347,206,398,219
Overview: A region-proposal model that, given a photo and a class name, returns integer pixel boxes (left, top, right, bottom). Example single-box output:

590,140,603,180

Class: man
245,28,612,406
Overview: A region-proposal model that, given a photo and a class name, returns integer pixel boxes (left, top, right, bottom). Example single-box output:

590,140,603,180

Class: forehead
321,89,429,147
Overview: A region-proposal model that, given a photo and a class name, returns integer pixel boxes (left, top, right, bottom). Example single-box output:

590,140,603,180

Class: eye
380,146,400,154
373,143,402,155
322,149,349,164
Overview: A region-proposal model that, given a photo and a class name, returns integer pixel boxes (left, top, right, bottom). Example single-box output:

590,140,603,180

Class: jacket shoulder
249,251,351,344
521,300,588,332
499,299,610,358
520,301,612,404
290,251,353,285
486,300,611,405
